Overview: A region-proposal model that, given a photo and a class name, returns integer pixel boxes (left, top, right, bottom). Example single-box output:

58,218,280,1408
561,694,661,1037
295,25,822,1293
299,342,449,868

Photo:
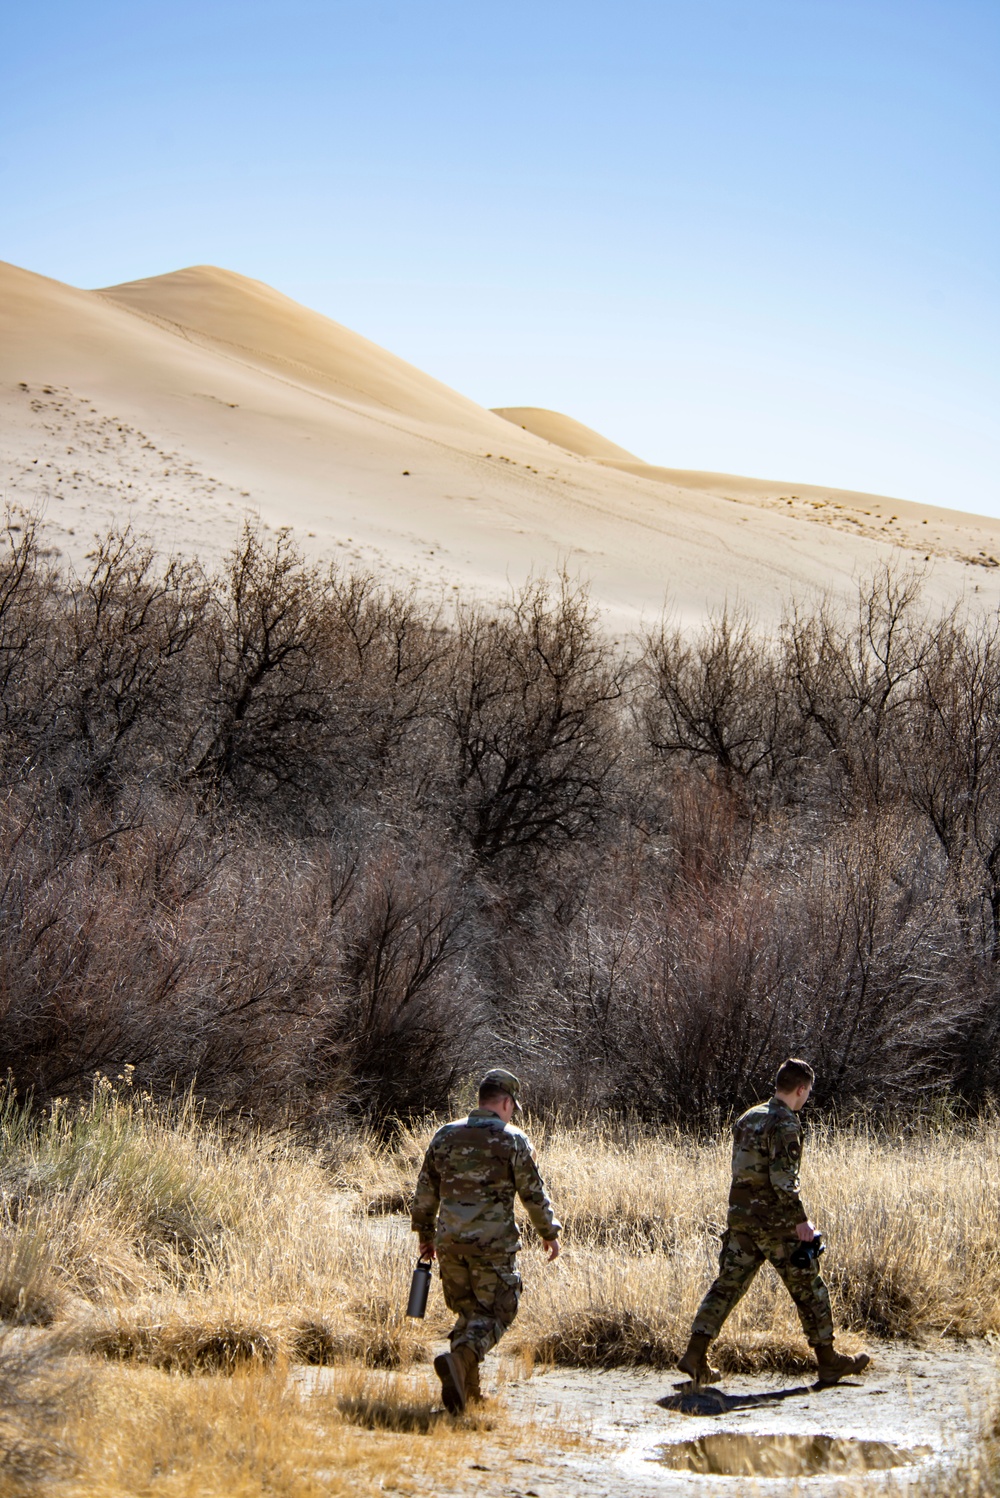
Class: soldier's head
478,1068,522,1123
774,1057,815,1111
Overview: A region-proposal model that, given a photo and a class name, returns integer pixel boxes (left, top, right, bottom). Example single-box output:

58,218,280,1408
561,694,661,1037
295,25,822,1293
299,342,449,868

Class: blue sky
3,1,998,510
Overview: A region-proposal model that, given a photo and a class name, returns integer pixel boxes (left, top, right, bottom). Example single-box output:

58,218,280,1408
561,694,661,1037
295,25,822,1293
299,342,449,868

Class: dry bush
8,508,1000,1127
518,805,964,1122
902,612,1000,957
778,566,934,812
183,522,445,819
328,841,484,1121
0,513,61,770
183,521,332,799
439,574,625,870
0,783,480,1119
642,606,802,806
51,530,206,797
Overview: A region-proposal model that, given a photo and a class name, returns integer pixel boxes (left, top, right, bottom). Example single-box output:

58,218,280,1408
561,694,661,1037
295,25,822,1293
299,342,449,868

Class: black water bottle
406,1257,432,1318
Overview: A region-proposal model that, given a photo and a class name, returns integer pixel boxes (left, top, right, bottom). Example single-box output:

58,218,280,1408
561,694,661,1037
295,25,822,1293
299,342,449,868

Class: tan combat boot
434,1343,478,1414
465,1356,482,1403
677,1333,721,1386
813,1342,870,1385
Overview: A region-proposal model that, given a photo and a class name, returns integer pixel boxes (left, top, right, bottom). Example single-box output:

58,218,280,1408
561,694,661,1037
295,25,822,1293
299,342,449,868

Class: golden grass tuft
0,1207,68,1326
76,1308,283,1373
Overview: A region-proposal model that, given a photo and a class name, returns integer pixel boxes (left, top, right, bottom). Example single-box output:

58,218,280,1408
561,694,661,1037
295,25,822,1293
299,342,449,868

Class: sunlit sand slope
493,406,1000,604
103,266,510,435
2,259,999,628
492,406,641,463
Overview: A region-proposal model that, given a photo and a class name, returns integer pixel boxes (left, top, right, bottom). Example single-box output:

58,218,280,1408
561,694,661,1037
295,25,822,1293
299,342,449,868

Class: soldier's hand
419,1241,437,1260
543,1238,560,1261
795,1221,816,1242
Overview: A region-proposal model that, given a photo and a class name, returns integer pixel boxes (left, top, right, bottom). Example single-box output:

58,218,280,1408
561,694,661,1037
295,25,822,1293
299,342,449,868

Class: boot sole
434,1352,466,1414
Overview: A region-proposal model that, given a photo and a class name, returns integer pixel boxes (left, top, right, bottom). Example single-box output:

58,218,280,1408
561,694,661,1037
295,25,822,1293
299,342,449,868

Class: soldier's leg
433,1253,484,1414
690,1230,764,1340
766,1245,868,1381
436,1253,479,1350
765,1242,835,1347
450,1255,522,1363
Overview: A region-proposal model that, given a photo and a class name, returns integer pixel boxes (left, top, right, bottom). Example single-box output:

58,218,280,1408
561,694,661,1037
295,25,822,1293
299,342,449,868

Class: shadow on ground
658,1379,866,1415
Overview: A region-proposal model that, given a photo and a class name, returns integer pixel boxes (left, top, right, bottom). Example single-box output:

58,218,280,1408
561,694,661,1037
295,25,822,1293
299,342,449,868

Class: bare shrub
641,606,801,806
781,566,934,812
49,530,206,797
438,575,625,870
787,812,961,1105
184,521,331,799
591,879,798,1125
0,513,58,767
183,525,443,820
330,841,483,1121
321,568,447,796
902,613,1000,957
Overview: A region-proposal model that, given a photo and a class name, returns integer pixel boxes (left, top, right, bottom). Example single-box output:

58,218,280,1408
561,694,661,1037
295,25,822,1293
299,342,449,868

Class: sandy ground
304,1343,996,1498
499,1345,996,1497
4,259,1000,628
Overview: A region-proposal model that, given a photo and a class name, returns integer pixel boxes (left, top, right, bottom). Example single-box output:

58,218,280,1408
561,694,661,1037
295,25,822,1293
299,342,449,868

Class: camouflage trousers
691,1225,834,1346
437,1251,522,1362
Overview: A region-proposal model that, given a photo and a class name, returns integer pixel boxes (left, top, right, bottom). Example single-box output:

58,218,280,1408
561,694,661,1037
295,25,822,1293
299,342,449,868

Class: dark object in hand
790,1232,825,1270
406,1257,433,1318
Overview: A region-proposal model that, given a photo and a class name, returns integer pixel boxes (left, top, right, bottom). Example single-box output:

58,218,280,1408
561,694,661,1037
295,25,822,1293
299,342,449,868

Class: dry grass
44,1361,582,1498
4,1083,1000,1376
0,1330,80,1494
2,1081,1000,1489
377,1112,1000,1370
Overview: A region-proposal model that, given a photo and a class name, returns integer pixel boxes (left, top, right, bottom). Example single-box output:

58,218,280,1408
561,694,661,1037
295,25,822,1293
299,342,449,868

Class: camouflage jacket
727,1096,808,1233
410,1108,561,1256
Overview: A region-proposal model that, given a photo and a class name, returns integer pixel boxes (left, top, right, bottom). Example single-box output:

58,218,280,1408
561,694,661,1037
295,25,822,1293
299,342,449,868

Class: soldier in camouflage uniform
411,1068,561,1414
679,1058,870,1387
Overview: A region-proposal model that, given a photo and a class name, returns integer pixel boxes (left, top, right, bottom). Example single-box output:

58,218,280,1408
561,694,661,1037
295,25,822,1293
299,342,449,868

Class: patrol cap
479,1067,522,1112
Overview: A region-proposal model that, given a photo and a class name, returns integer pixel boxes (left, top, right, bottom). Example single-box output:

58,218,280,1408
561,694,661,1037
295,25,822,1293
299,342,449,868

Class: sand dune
492,407,641,463
2,258,999,628
492,406,997,579
102,266,508,436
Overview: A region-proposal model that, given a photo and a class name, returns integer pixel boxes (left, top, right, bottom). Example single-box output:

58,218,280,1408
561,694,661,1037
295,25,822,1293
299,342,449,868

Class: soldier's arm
512,1137,561,1242
410,1142,441,1244
768,1122,808,1225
